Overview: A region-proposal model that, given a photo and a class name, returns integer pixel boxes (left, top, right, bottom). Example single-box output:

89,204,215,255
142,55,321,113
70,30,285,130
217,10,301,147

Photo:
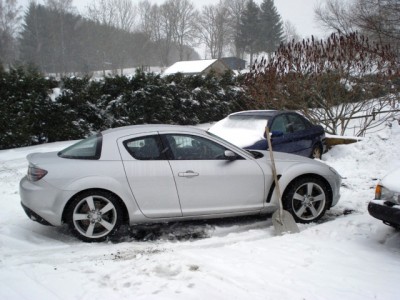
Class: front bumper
368,200,400,228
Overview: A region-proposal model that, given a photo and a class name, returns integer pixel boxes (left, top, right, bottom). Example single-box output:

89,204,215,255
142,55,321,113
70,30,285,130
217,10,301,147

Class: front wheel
65,190,123,242
283,177,330,223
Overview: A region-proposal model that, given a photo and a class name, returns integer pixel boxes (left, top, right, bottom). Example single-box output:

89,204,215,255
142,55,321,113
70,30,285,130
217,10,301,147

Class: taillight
375,185,382,200
27,165,48,182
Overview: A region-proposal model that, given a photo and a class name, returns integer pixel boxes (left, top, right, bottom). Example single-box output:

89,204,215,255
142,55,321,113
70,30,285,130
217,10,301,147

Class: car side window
123,135,165,160
163,134,228,160
287,114,307,132
58,133,102,160
270,115,290,134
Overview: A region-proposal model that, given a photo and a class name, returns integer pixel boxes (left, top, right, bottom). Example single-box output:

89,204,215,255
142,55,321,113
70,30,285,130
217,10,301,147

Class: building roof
163,59,219,76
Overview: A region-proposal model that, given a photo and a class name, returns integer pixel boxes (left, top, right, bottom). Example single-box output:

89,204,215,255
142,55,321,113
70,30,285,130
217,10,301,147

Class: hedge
0,66,252,149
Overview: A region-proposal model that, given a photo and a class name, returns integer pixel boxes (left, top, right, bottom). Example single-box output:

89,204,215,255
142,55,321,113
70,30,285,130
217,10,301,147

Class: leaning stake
265,127,300,235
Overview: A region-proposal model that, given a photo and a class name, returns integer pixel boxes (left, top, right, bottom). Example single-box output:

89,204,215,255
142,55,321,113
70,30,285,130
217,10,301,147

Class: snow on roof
163,59,218,75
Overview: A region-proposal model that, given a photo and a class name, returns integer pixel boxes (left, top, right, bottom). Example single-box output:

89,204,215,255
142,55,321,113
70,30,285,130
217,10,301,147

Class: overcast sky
21,0,327,39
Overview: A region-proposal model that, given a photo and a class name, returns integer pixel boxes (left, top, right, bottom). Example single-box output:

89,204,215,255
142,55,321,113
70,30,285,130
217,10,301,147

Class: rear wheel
283,177,330,223
65,190,123,242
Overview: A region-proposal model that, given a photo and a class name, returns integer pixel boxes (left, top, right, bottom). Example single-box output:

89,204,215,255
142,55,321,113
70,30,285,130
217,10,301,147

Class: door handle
178,170,199,177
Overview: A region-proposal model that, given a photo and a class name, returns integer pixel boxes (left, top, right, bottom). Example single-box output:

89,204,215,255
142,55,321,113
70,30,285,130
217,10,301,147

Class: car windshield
58,133,102,160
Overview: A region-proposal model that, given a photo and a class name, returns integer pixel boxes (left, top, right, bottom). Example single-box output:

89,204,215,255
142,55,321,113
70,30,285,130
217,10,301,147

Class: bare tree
85,0,138,74
86,0,136,32
169,0,198,61
0,0,22,67
45,0,75,13
138,0,154,38
314,0,355,35
153,3,175,66
246,32,400,136
352,0,400,55
315,0,400,55
113,0,137,32
225,0,246,58
283,20,300,43
86,0,116,27
44,0,77,75
198,1,232,59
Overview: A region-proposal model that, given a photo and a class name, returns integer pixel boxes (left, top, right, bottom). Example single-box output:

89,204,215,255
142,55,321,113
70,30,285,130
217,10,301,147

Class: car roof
228,110,304,119
98,124,253,161
229,110,277,117
228,110,283,121
102,124,205,137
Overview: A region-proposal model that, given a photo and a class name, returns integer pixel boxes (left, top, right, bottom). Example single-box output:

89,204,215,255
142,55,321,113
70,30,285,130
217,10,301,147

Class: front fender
269,162,335,206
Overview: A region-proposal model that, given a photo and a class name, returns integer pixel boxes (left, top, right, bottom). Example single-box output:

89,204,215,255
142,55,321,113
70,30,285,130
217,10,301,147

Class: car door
269,114,296,153
117,133,182,218
285,113,314,155
162,133,266,216
270,113,312,155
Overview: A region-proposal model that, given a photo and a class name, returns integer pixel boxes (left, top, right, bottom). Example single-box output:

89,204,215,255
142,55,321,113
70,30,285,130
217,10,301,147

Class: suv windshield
58,133,102,160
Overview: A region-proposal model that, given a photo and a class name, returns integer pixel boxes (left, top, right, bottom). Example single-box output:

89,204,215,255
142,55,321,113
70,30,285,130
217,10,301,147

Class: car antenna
265,126,300,235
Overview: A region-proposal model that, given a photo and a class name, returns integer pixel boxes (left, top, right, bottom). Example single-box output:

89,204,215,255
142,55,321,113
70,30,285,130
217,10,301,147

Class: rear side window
58,134,102,160
123,135,165,160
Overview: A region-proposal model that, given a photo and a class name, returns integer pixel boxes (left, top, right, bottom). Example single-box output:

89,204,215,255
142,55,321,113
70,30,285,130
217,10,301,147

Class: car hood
208,118,267,148
249,149,340,182
381,169,400,192
252,150,315,163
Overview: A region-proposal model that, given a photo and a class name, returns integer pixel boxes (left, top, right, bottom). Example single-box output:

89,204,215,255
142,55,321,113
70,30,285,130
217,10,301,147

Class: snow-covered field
1,123,400,300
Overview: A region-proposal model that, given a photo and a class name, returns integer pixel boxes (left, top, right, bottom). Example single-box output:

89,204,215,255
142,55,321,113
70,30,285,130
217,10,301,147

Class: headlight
375,184,400,204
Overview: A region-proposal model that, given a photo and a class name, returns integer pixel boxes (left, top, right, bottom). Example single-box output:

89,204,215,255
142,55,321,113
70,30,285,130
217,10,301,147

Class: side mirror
224,150,237,161
271,130,284,138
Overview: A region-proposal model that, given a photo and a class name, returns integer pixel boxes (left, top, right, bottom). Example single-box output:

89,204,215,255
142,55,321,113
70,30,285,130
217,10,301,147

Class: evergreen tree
236,0,261,66
19,3,48,72
259,0,284,58
19,4,155,75
0,65,59,149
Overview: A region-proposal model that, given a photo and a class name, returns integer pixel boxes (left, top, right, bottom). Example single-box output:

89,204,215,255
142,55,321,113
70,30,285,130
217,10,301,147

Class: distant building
163,59,230,76
220,57,246,71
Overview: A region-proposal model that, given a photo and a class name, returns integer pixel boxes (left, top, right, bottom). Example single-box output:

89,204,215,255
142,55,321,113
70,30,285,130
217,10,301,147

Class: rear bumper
19,176,72,226
21,202,53,226
368,201,400,227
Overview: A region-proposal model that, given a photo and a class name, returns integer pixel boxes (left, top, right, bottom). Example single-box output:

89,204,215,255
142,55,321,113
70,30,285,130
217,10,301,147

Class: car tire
311,144,322,159
65,190,123,242
283,176,330,223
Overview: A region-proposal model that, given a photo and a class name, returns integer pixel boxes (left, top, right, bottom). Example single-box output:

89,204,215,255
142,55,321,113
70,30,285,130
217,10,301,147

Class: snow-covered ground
1,123,400,300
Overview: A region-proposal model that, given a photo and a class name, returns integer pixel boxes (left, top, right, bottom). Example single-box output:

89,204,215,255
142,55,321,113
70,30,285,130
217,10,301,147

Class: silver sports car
20,125,341,242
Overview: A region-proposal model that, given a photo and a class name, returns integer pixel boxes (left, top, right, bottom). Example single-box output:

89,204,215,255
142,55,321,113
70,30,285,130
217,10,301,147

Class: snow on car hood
381,168,400,192
209,118,267,148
